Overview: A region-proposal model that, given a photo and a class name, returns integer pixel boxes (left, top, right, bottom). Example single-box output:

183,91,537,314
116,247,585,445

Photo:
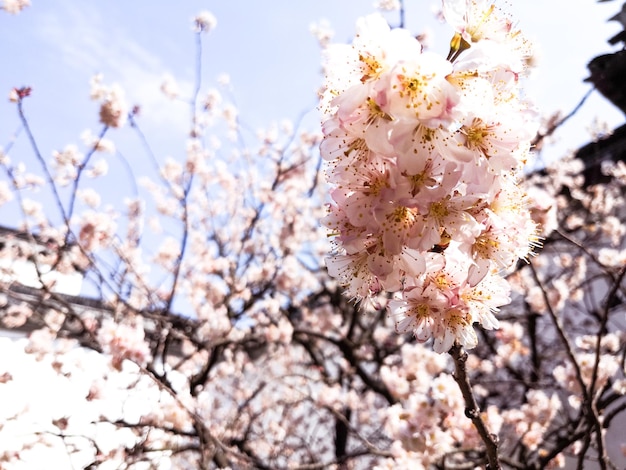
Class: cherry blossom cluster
320,1,539,353
90,74,128,129
1,0,29,14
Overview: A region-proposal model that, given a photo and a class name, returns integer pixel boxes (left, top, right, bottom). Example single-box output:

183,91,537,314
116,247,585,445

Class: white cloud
36,2,193,136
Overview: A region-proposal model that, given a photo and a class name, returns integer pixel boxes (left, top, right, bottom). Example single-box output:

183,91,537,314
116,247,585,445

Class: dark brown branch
449,344,501,470
531,88,594,150
588,266,626,470
528,261,589,405
293,328,396,405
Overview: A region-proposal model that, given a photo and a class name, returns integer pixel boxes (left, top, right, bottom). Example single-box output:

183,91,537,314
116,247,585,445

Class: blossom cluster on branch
320,1,539,353
1,0,29,14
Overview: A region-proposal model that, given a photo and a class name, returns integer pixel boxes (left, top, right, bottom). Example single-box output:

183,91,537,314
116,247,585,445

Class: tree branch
449,344,501,470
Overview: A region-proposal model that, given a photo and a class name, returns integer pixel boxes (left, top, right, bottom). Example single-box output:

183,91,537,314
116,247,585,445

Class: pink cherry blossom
321,7,539,354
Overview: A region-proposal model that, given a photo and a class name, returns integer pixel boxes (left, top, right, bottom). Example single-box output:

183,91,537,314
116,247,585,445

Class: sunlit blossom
321,8,538,353
193,10,217,33
1,0,29,14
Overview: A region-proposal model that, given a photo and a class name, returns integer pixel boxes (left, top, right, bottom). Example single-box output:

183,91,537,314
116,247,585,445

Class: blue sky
1,1,391,156
1,0,625,192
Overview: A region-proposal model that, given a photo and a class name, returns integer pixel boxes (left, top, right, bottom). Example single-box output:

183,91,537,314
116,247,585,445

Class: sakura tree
0,1,624,469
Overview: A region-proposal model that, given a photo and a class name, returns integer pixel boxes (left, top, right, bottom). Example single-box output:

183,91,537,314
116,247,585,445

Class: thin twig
449,344,501,470
398,0,406,28
65,124,109,232
528,261,589,405
588,266,626,470
531,87,594,150
16,98,68,225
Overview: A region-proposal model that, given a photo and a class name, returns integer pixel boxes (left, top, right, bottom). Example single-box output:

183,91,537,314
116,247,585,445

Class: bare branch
449,344,501,470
